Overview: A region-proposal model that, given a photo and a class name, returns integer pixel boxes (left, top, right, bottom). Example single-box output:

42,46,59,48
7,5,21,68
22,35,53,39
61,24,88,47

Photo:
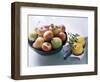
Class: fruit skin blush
28,24,67,55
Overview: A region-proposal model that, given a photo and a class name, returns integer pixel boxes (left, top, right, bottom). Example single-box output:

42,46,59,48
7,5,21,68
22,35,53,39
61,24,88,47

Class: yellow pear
77,36,85,46
72,42,84,56
32,37,44,49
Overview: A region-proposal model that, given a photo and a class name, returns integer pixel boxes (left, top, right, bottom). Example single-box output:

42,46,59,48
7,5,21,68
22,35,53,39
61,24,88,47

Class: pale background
0,0,100,82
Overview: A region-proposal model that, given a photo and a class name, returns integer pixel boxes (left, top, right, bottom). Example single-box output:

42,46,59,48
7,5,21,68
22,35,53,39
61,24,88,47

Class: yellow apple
72,42,84,56
77,36,85,46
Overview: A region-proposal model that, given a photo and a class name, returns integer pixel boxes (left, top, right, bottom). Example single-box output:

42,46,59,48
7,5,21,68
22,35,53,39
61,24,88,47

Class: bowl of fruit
28,24,67,55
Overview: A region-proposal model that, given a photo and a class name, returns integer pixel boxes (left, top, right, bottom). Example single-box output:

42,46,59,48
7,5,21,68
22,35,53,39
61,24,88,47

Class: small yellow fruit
72,42,84,56
77,36,85,46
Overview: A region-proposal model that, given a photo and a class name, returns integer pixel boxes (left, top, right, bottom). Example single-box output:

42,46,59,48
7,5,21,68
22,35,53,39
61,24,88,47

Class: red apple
42,42,52,51
43,30,54,41
36,26,49,36
58,32,66,42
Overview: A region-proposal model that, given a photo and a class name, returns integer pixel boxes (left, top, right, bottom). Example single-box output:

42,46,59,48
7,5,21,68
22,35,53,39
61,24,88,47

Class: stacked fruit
29,24,67,52
68,33,86,56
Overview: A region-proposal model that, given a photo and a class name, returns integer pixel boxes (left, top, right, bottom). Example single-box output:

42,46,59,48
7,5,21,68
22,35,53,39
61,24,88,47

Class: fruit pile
29,24,67,52
68,33,86,56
